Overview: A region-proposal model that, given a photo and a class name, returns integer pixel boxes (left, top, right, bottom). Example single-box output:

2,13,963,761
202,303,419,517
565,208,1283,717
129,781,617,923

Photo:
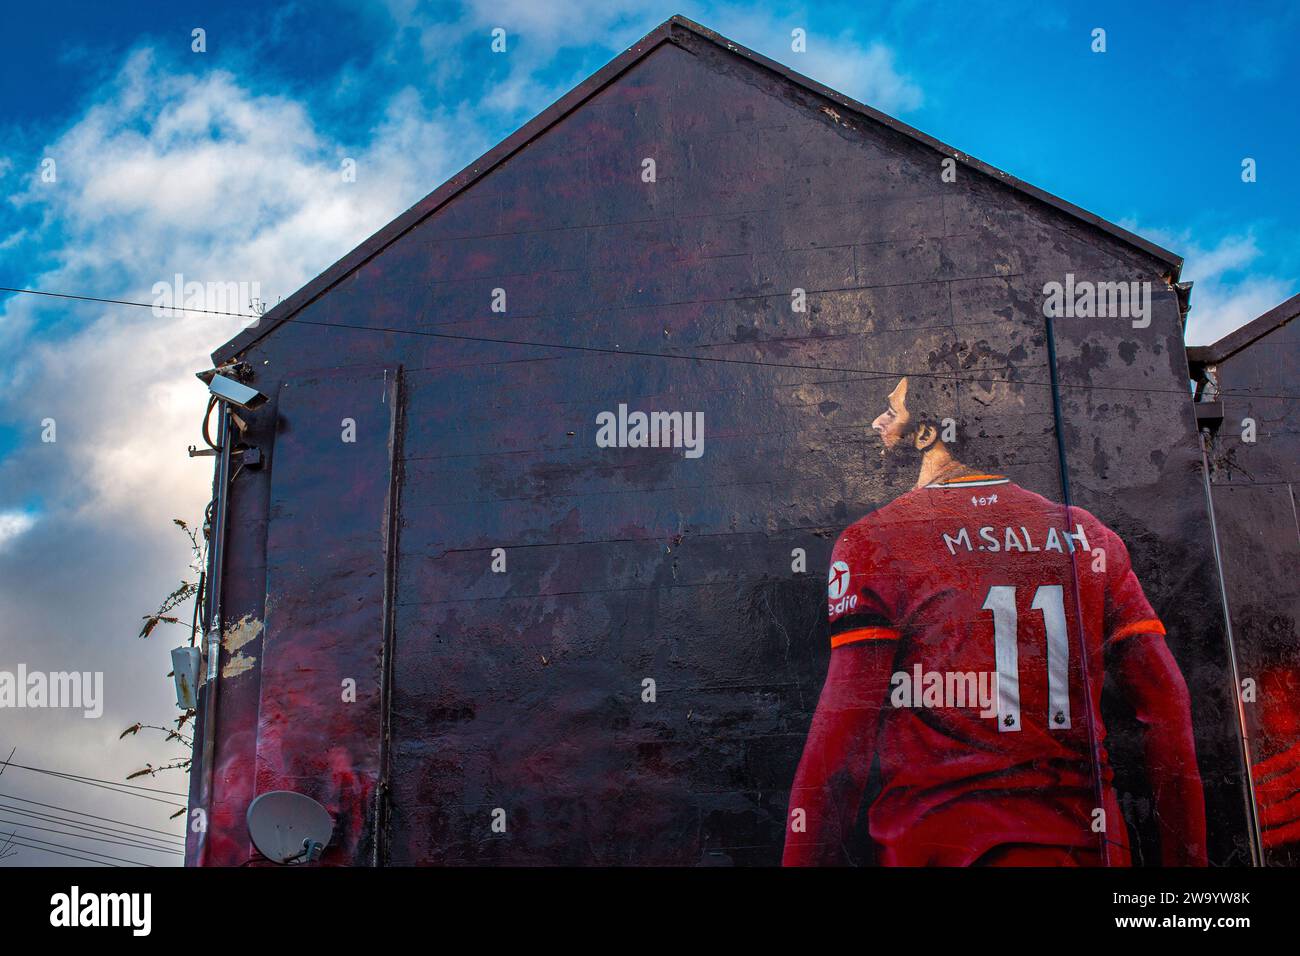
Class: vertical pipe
1043,312,1114,865
1198,428,1265,865
194,400,233,866
375,368,405,867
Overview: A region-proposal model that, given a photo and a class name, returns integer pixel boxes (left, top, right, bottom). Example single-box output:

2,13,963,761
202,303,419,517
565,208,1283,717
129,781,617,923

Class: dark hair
901,375,965,452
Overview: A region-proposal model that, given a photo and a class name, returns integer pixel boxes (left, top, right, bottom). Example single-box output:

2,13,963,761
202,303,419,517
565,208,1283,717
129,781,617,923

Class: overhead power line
0,802,185,849
0,791,185,839
0,802,184,845
0,761,188,796
2,284,1297,402
0,285,258,318
0,815,183,856
2,837,122,867
1,761,188,806
0,832,153,867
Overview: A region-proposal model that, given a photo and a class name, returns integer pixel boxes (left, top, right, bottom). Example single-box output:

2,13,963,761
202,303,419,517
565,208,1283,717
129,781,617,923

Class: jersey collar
925,473,1010,489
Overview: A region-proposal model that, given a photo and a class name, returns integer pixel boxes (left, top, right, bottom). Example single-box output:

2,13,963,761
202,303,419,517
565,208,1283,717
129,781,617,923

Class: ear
913,423,937,451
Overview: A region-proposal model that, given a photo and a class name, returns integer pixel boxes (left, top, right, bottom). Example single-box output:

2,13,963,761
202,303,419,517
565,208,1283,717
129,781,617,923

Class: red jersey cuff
1108,618,1166,646
831,626,901,648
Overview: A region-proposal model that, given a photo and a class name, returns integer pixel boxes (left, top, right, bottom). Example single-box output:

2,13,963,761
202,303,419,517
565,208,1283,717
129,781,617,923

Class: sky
0,0,1295,866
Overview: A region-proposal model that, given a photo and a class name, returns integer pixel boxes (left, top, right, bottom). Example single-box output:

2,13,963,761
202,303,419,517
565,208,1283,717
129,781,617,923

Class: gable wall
1205,316,1300,864
189,36,1253,865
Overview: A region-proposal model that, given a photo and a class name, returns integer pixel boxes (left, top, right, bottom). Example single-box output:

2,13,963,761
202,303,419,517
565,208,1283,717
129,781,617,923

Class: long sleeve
782,640,897,866
1109,631,1208,866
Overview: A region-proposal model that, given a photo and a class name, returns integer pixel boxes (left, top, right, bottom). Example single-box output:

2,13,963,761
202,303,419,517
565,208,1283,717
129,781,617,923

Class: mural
1256,668,1300,855
784,376,1208,866
191,23,1272,867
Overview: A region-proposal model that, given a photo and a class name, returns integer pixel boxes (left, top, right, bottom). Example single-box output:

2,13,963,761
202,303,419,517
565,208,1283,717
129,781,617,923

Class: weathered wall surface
189,33,1255,865
1204,315,1300,865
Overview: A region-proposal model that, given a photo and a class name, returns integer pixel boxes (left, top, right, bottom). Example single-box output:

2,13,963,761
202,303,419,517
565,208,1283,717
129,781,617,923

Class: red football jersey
827,473,1166,866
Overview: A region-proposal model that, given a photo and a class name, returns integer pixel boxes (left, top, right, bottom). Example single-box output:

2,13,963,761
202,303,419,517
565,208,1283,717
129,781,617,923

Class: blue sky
2,1,1297,345
0,0,1295,865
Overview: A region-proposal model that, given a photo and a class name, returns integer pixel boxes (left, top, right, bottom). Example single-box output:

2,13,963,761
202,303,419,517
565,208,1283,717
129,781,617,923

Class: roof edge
666,16,1183,271
212,18,680,363
213,13,1183,365
1186,291,1300,367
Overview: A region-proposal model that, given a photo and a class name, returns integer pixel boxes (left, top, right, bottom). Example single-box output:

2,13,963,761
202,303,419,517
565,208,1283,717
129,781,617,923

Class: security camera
206,372,268,410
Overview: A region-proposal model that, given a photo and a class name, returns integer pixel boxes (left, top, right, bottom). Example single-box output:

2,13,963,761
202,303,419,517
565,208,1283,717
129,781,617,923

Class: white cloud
0,9,923,863
3,50,478,525
459,0,652,43
1120,220,1296,346
684,6,924,114
0,48,485,855
0,509,37,550
791,32,923,113
0,8,926,578
393,0,662,118
382,1,924,117
1183,274,1293,347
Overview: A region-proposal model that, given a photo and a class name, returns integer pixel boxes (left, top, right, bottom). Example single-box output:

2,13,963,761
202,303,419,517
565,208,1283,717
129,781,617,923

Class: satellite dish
246,791,334,864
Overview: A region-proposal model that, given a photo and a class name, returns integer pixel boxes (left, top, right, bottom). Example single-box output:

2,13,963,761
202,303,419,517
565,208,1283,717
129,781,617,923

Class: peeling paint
222,652,257,679
219,615,263,681
223,614,263,654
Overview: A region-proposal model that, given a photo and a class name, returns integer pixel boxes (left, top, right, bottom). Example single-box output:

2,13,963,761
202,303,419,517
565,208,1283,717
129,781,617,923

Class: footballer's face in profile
872,378,914,456
871,377,923,483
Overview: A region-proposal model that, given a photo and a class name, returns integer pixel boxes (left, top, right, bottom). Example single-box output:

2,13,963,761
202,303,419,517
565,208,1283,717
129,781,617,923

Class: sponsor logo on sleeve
827,560,858,617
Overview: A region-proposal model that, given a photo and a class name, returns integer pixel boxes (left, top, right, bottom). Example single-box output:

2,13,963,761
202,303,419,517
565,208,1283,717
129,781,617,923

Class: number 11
981,585,1071,733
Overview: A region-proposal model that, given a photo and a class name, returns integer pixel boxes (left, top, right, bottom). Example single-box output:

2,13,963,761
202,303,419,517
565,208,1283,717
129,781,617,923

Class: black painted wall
1204,313,1300,865
194,31,1255,865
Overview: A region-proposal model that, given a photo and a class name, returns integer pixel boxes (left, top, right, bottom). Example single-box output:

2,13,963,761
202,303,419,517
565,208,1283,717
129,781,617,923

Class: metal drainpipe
195,400,233,866
1197,428,1265,865
1042,312,1114,866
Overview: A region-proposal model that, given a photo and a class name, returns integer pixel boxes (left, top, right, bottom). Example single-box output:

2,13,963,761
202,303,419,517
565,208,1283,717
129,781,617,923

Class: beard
874,435,923,488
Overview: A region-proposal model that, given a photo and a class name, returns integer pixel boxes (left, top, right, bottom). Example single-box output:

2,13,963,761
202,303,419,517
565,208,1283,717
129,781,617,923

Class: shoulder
1006,482,1124,550
1058,500,1121,546
1005,483,1108,526
833,495,913,552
